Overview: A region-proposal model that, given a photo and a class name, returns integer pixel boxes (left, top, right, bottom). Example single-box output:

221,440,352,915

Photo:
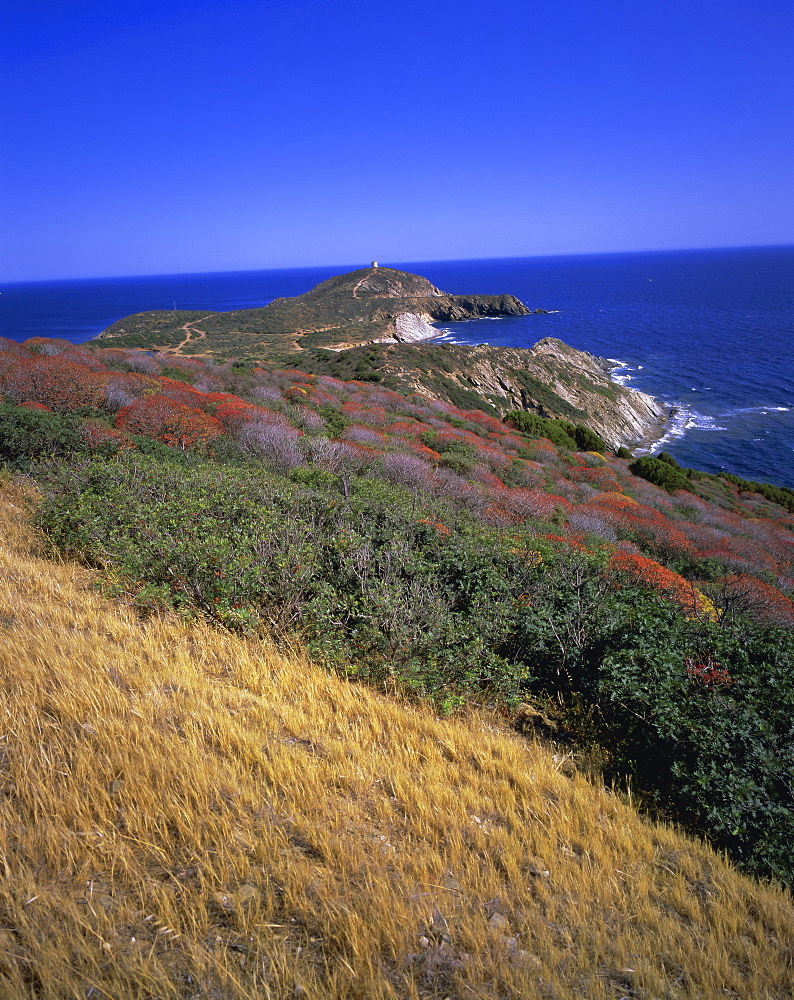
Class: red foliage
284,384,313,402
712,574,794,627
387,421,424,438
417,518,450,536
55,347,110,372
213,400,262,429
459,410,504,434
115,395,224,449
686,655,733,688
398,440,441,461
19,401,51,411
0,338,33,357
155,377,209,409
79,419,134,453
609,547,711,618
0,355,110,411
502,489,571,521
471,466,506,490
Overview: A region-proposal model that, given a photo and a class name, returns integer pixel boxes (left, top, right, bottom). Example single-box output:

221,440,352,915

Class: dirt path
171,316,212,353
351,268,376,299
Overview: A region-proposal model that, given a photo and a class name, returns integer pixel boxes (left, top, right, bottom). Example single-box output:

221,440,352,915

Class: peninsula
96,265,530,353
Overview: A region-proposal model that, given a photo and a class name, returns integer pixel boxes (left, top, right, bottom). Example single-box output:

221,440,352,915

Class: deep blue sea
2,245,793,488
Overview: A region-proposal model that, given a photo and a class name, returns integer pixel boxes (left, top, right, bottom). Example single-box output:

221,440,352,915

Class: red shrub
387,420,423,438
686,655,733,688
0,338,33,357
609,547,713,618
115,395,224,449
397,440,441,461
471,466,506,490
502,488,571,521
709,574,794,627
155,377,208,409
284,384,313,402
79,419,134,453
0,355,110,411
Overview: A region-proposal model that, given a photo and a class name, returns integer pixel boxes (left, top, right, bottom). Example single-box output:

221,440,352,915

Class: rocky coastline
93,265,669,451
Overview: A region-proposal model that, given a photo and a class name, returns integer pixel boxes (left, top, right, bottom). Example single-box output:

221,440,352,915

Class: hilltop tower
371,261,378,268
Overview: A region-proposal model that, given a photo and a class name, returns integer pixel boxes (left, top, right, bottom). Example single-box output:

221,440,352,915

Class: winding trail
351,268,377,299
171,316,212,353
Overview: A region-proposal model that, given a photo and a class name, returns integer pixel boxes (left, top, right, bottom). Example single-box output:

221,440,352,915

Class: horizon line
2,240,793,287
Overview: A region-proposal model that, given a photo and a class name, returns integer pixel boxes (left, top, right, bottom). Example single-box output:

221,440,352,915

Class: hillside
1,478,792,999
90,266,668,449
2,330,794,886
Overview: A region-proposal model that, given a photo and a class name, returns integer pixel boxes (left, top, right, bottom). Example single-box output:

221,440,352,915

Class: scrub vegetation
1,333,793,995
1,480,793,999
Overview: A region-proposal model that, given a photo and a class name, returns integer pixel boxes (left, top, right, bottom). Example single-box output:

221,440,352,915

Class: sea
2,245,793,489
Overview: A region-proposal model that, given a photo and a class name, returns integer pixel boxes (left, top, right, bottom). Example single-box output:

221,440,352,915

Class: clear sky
1,0,793,281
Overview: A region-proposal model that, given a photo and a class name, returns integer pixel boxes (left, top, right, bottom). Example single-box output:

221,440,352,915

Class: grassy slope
1,478,792,1000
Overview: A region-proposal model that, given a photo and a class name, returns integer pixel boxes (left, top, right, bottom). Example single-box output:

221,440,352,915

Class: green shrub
571,424,608,452
503,411,577,449
721,473,794,513
0,404,86,468
629,455,692,493
159,366,195,383
29,451,794,884
318,404,351,438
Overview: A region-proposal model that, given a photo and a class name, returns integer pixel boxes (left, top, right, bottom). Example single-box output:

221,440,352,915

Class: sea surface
2,245,793,488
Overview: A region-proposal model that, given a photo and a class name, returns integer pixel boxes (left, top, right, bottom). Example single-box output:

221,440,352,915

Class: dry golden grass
0,476,792,999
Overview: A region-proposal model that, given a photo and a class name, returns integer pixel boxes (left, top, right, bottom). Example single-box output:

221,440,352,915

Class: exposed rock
428,908,451,944
377,338,669,450
388,312,440,343
487,912,511,932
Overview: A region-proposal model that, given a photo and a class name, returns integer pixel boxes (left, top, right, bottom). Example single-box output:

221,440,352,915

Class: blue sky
1,0,793,281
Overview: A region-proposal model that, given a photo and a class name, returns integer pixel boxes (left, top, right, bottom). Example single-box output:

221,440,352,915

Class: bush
596,618,794,882
0,404,86,468
33,456,537,702
571,424,608,452
27,447,794,885
504,410,577,449
629,455,691,493
318,404,351,438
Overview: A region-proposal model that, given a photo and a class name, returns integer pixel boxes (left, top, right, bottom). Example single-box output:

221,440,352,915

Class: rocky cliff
369,337,668,450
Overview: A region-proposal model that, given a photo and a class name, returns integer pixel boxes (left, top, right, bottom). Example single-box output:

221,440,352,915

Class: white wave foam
433,330,471,345
606,358,636,386
634,406,727,456
727,405,790,414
